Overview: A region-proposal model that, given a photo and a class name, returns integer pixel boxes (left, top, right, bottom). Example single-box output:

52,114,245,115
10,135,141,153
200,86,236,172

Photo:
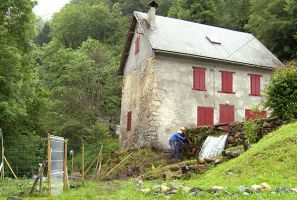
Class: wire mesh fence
0,134,106,198
0,137,46,197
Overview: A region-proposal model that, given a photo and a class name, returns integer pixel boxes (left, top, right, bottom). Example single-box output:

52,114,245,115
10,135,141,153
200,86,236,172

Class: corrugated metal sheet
134,11,283,68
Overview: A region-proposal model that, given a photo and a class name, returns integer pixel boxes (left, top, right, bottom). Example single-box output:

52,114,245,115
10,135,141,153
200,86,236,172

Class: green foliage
243,120,261,143
35,22,52,45
187,121,297,189
106,0,173,16
50,0,127,49
0,0,49,176
217,0,250,31
169,0,219,25
39,38,121,143
265,63,297,120
186,126,221,146
245,0,297,61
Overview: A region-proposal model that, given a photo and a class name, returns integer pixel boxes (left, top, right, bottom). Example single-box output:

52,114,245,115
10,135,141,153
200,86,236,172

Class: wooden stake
95,145,103,179
104,152,133,178
84,152,100,176
39,168,43,194
3,156,18,180
47,133,51,196
29,158,47,195
63,139,68,192
81,143,85,186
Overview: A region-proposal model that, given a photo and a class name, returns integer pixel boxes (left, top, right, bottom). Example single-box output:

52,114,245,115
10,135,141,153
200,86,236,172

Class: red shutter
220,104,235,130
135,36,140,54
245,109,267,120
221,71,234,93
249,74,261,96
197,106,214,126
127,111,132,131
193,67,206,91
245,109,254,120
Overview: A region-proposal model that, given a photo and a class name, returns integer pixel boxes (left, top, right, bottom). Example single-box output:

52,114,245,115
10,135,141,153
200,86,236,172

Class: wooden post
95,145,103,179
39,167,43,194
63,139,68,192
29,157,46,195
71,151,74,179
3,156,18,180
81,143,85,186
1,146,4,180
104,152,134,178
47,133,51,196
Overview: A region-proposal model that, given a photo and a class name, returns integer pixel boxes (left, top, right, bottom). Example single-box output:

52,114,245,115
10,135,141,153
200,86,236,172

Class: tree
169,0,219,25
50,0,127,49
39,38,121,141
217,0,250,31
245,0,297,61
265,63,297,120
106,0,173,16
35,22,52,45
0,0,49,175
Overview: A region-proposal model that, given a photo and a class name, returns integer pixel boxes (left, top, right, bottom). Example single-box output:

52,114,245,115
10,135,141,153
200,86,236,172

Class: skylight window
206,35,221,45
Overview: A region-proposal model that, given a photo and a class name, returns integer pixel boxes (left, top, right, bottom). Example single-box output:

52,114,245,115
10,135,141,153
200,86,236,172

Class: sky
33,0,70,19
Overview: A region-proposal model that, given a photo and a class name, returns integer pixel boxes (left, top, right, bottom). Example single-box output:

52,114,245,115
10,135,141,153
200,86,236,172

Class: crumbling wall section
120,57,160,148
134,57,161,148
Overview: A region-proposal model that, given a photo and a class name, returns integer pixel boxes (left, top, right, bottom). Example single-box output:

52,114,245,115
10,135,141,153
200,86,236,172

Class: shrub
243,120,261,143
265,63,297,120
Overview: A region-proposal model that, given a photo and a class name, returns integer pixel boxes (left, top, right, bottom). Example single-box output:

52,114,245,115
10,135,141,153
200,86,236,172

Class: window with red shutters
127,111,132,131
245,109,267,120
219,104,235,130
193,67,206,91
220,71,234,93
135,36,140,54
249,74,261,96
197,106,214,126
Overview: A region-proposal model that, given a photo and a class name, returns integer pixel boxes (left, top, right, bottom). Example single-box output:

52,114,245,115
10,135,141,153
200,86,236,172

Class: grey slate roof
134,11,283,68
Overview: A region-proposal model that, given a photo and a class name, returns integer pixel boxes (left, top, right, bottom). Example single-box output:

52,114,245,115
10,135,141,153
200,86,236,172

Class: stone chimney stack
147,1,158,29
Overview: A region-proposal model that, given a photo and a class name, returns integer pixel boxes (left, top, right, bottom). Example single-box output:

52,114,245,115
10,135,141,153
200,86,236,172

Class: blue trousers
169,140,184,158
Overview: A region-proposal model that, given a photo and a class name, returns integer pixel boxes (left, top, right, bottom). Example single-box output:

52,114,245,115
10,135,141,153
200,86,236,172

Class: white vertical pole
0,129,4,180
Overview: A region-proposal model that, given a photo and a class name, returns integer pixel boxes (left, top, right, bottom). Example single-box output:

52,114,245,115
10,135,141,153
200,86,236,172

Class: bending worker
169,127,186,158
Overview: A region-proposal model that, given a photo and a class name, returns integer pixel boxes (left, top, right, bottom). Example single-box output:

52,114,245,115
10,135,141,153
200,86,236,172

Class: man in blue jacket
169,128,186,158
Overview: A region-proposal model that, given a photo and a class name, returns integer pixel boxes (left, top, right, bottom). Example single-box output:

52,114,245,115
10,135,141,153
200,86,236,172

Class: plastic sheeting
50,136,64,196
199,134,228,159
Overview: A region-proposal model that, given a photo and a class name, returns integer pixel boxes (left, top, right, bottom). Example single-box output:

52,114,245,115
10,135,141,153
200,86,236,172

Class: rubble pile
183,117,286,159
138,181,297,198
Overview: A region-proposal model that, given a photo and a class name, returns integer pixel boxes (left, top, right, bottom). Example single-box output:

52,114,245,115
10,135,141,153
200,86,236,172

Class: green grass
185,121,297,189
2,122,297,199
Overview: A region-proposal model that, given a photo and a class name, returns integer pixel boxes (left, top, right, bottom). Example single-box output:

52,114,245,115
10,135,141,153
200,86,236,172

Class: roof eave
118,16,137,76
154,49,279,70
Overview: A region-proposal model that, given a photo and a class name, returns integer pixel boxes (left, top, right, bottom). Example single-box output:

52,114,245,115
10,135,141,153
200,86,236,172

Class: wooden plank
81,143,85,186
29,158,47,195
63,139,68,192
104,152,134,178
3,156,18,180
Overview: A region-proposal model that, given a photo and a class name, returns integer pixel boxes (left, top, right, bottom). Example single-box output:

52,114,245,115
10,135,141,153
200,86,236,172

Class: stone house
119,1,283,149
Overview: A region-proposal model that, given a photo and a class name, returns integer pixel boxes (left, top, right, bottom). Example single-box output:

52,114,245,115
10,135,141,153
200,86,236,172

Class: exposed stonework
120,56,160,148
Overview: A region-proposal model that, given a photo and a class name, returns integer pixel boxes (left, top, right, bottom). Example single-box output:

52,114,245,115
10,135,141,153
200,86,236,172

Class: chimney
147,1,158,29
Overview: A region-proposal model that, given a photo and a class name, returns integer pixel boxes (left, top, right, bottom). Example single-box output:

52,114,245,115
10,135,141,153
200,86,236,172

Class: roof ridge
134,11,253,36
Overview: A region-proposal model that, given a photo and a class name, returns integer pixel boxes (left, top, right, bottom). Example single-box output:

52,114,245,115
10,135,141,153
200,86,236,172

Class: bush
265,63,297,120
243,120,261,143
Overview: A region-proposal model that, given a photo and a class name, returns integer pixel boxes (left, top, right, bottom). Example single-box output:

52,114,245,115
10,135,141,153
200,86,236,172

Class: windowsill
218,91,235,94
249,94,262,97
192,88,207,92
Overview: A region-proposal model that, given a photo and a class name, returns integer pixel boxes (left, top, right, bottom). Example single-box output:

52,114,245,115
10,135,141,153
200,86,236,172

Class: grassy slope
4,122,297,200
185,121,297,189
